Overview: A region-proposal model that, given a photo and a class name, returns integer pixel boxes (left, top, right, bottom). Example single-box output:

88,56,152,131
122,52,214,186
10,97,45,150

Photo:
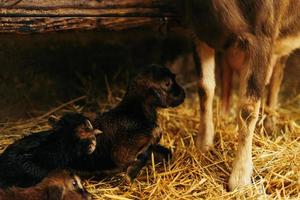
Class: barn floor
0,93,299,200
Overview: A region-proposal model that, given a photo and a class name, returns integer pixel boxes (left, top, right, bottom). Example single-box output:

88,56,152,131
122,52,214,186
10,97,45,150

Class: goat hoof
124,175,134,185
125,166,139,184
122,171,135,185
263,116,277,135
228,161,253,191
196,134,214,152
153,145,172,163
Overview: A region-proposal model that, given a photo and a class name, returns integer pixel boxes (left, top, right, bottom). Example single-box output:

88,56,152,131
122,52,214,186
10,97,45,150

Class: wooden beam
0,0,176,33
0,0,165,8
0,17,170,33
0,8,171,17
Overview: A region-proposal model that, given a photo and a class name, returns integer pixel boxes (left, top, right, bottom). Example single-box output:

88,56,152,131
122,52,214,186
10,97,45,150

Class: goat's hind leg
193,41,216,152
264,56,287,132
229,72,261,190
229,38,270,190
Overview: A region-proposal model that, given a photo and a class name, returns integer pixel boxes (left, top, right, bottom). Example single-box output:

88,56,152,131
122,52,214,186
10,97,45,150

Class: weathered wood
0,17,168,33
0,0,176,34
0,0,165,8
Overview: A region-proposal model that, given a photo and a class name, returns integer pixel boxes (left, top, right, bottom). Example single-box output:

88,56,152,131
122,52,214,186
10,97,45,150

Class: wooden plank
0,8,170,17
0,0,164,8
0,17,167,33
0,0,173,16
0,0,176,34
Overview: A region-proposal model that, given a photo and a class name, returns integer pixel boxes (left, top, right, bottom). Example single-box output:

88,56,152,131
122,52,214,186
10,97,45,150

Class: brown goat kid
0,170,91,200
65,65,185,182
177,0,300,190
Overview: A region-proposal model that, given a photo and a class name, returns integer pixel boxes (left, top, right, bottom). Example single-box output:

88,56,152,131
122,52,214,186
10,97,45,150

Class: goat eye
165,79,172,88
72,180,77,187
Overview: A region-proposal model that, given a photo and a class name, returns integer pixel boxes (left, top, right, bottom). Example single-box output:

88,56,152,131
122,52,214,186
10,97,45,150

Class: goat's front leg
114,132,155,182
149,127,171,162
152,144,172,163
125,145,153,182
193,41,216,152
152,127,163,145
126,127,172,181
126,144,171,182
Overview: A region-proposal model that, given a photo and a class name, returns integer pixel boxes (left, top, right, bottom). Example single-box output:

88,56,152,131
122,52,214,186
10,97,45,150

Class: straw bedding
0,94,299,200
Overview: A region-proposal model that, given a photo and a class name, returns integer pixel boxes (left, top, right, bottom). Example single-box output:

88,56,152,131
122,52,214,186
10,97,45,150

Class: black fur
72,64,185,181
0,113,97,188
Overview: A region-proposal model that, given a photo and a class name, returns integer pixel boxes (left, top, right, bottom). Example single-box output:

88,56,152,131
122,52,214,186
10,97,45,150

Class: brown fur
177,0,300,190
0,171,91,200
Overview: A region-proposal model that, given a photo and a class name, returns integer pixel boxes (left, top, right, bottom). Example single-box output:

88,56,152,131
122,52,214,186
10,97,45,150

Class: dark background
0,29,299,121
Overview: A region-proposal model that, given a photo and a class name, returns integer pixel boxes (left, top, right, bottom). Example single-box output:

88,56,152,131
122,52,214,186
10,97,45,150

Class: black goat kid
0,113,99,188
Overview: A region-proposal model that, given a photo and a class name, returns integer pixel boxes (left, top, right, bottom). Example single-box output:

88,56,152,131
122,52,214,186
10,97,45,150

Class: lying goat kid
0,170,91,200
0,113,99,188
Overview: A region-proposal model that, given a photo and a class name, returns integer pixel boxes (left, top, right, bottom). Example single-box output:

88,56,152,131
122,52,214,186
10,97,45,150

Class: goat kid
0,113,100,188
70,64,185,182
0,170,91,200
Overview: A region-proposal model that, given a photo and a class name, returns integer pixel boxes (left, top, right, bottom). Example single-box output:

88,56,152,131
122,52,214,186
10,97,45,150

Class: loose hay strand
0,94,299,199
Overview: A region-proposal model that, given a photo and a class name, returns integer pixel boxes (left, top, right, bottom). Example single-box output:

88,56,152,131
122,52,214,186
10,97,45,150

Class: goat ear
45,185,64,200
48,115,60,128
